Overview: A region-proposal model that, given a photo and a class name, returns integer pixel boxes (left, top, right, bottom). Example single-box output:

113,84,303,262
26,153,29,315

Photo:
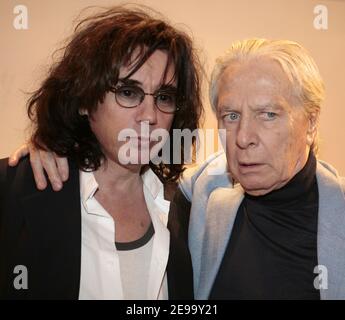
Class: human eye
116,86,140,99
223,111,240,122
260,111,277,120
156,92,176,105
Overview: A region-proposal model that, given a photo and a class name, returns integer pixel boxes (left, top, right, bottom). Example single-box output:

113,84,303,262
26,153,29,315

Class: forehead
119,49,176,85
217,57,295,108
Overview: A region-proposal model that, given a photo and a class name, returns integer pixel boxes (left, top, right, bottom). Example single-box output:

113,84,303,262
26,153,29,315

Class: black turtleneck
209,152,320,300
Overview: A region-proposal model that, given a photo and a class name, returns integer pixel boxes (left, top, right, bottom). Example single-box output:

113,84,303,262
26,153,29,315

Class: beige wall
1,0,344,174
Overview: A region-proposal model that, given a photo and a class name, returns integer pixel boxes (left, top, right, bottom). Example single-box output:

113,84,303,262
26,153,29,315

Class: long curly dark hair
27,5,204,183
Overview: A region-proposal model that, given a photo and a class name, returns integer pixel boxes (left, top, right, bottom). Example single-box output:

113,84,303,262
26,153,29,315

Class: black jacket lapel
166,187,194,299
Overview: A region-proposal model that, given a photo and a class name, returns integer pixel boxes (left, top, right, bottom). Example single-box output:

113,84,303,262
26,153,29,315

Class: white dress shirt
78,168,170,300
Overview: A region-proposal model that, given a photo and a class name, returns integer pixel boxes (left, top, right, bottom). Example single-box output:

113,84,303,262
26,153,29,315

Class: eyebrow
251,103,285,111
118,78,141,86
159,84,178,92
218,103,285,114
118,78,177,92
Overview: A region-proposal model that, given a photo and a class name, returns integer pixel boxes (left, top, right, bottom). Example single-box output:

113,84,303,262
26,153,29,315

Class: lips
126,136,150,142
137,136,150,142
239,162,261,166
238,162,265,173
128,136,155,149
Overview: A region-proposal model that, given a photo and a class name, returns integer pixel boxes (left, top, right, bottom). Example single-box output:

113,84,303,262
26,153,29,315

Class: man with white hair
8,39,345,300
179,39,345,299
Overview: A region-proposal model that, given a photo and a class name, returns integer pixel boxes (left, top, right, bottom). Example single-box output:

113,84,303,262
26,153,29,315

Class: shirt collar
79,168,165,204
80,170,99,206
141,168,164,200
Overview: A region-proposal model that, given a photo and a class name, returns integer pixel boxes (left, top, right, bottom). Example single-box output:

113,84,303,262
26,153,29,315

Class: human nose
135,94,158,125
236,116,258,149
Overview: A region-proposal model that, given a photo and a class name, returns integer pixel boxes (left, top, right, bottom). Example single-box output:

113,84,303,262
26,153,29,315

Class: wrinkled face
216,57,316,196
88,50,175,169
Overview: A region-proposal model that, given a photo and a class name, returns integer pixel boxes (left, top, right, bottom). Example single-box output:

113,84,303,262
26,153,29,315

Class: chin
237,177,274,196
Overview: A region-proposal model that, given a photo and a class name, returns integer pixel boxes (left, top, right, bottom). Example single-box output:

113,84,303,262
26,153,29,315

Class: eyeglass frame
109,84,182,114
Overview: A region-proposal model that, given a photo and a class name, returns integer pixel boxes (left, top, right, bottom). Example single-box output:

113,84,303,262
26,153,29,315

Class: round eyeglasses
110,85,181,114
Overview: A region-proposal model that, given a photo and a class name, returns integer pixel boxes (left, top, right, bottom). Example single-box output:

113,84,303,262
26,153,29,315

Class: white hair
209,39,325,153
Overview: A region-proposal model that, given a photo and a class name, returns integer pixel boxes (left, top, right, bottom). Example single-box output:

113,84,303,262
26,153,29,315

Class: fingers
29,147,48,190
8,144,29,166
37,150,64,191
55,154,69,182
8,143,68,191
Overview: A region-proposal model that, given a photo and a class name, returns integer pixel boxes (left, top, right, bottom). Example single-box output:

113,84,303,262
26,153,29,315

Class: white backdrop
1,0,344,174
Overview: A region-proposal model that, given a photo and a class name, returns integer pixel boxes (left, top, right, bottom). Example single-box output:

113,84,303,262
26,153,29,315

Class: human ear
306,112,319,146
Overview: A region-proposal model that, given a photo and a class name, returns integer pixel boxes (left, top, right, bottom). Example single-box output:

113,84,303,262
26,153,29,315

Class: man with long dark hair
0,5,203,300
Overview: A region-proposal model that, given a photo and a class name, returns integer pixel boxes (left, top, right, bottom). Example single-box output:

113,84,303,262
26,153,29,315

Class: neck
93,159,143,194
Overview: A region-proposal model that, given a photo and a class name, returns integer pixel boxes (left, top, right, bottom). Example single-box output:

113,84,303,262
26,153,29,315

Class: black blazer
0,157,193,300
